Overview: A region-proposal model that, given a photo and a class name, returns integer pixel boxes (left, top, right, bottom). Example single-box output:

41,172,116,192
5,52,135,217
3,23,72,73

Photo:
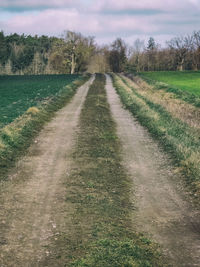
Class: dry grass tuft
0,140,5,150
26,107,40,115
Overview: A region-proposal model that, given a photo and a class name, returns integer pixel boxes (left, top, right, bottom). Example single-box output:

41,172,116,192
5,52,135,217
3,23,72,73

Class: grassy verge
111,74,200,198
0,75,90,180
47,74,165,266
139,74,200,108
121,74,200,130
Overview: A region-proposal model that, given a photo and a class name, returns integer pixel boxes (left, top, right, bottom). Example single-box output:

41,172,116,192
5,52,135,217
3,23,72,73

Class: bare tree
63,31,84,74
109,38,128,72
51,31,95,74
146,37,159,71
129,39,145,72
191,31,200,70
167,37,189,71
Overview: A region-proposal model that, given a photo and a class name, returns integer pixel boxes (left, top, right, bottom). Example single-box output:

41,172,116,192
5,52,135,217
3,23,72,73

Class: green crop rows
0,74,80,128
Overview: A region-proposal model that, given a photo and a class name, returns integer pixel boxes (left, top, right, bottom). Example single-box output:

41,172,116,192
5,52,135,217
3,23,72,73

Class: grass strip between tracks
51,74,165,266
0,75,90,180
112,73,200,199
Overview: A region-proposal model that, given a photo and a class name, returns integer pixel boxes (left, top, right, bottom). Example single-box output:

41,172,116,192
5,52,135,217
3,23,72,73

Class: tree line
0,31,96,74
1,30,200,74
108,31,200,73
0,32,56,73
75,30,200,73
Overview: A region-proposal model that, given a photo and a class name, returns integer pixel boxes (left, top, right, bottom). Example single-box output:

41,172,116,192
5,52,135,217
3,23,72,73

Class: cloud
3,0,199,13
0,0,79,7
0,8,163,37
0,0,200,46
0,8,101,36
0,0,81,11
91,0,200,12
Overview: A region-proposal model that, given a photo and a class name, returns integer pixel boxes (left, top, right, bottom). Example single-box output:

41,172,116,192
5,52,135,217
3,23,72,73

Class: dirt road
106,75,200,267
0,76,94,267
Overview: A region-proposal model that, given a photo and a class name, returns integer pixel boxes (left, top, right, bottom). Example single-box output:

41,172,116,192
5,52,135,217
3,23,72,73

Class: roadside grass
0,75,90,180
121,74,200,130
112,74,200,198
138,71,200,107
46,74,165,266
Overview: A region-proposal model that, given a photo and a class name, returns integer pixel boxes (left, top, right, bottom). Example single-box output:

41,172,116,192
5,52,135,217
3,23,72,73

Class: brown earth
106,74,200,267
0,76,94,267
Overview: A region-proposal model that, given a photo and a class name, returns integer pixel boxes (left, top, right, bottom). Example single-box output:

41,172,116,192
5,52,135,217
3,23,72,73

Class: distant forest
0,31,96,75
1,30,200,74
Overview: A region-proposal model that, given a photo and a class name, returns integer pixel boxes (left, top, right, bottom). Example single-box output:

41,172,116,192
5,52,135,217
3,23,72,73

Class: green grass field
141,71,200,96
0,74,80,128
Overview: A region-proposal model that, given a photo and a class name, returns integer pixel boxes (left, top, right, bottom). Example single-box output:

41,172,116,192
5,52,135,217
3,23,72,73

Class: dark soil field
0,74,80,128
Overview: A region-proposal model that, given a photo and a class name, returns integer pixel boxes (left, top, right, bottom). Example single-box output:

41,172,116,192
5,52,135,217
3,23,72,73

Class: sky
0,0,200,46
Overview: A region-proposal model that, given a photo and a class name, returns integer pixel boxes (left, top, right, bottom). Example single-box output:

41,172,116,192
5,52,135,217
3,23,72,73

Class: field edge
0,74,90,180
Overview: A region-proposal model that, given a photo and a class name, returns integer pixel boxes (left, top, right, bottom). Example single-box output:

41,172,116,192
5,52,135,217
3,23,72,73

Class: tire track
0,76,94,267
106,74,200,267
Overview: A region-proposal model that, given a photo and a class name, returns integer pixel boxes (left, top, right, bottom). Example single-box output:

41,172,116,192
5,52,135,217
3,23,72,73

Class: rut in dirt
106,74,200,267
0,76,94,267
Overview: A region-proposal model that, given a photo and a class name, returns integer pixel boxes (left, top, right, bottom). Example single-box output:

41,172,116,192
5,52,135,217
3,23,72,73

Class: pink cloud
0,0,199,46
0,8,163,37
1,9,102,36
92,0,200,12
